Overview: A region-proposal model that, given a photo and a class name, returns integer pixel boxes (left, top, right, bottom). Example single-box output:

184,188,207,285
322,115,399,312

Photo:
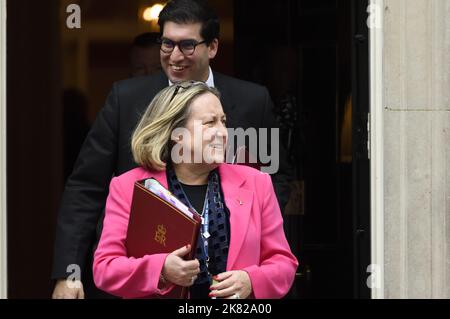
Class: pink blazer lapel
219,165,253,270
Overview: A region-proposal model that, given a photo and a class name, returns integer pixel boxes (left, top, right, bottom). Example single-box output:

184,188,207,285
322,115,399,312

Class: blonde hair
131,81,221,170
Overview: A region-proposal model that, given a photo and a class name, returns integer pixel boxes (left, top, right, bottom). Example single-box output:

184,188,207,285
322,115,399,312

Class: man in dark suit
129,32,162,77
52,0,293,298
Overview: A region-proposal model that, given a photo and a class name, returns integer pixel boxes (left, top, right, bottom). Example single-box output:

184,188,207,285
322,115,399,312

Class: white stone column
0,0,7,299
383,0,450,298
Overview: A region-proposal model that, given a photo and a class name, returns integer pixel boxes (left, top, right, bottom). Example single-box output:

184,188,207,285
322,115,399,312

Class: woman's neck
172,163,213,185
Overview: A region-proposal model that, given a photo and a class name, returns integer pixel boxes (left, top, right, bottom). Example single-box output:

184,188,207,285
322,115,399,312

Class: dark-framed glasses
157,37,207,55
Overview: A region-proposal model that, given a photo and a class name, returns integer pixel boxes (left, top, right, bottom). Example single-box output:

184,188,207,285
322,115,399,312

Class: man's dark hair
132,32,160,49
158,0,220,44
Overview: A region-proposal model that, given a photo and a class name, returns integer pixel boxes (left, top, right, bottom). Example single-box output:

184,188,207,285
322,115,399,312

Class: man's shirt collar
168,67,215,88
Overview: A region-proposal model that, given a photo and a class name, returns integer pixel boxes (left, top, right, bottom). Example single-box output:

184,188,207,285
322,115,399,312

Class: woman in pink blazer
93,81,298,299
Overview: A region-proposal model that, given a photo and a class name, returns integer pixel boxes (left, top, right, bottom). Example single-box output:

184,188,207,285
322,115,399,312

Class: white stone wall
383,0,450,298
0,0,7,299
0,0,8,299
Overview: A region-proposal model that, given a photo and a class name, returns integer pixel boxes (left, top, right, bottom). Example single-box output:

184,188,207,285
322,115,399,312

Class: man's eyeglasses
157,37,207,56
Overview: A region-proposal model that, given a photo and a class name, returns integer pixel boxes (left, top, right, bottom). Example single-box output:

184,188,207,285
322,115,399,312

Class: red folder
125,179,201,298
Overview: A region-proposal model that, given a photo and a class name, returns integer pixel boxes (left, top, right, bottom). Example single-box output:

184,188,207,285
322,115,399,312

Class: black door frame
351,0,371,299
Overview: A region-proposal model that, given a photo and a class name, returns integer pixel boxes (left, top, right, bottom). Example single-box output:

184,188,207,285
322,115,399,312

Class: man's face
160,22,218,83
130,46,162,77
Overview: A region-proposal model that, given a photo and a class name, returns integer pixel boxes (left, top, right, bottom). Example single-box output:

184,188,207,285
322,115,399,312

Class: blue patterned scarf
167,167,230,286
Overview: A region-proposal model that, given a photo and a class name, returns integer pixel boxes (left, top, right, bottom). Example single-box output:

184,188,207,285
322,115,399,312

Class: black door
234,0,371,298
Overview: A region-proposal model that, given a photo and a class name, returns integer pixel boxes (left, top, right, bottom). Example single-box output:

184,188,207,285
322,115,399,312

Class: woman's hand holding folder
161,244,201,287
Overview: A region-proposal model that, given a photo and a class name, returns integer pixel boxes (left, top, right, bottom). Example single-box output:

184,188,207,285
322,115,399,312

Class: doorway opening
234,0,371,298
5,0,371,298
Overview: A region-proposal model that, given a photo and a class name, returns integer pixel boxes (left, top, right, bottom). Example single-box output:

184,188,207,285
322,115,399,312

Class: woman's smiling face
173,92,228,165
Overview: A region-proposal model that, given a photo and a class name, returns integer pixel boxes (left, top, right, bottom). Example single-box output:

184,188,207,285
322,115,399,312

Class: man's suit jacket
52,71,293,280
93,164,298,299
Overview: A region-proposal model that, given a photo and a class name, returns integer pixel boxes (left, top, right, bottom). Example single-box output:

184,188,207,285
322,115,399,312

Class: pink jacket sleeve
93,176,174,298
243,173,299,299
